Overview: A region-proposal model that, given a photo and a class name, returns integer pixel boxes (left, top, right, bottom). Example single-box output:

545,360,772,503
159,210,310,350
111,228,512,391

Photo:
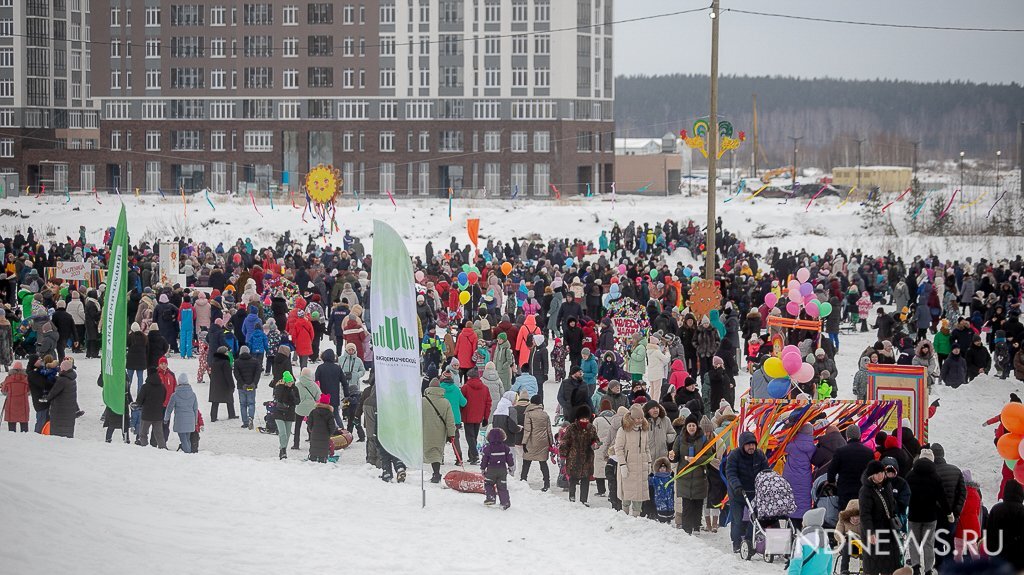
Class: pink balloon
805,300,820,318
764,292,778,308
782,352,802,375
788,279,800,291
618,264,627,274
795,363,816,384
414,270,425,282
786,301,801,317
782,345,800,358
796,267,811,283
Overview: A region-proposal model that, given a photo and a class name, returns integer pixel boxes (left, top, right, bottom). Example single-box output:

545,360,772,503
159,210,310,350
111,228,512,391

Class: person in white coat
645,335,671,403
614,404,652,516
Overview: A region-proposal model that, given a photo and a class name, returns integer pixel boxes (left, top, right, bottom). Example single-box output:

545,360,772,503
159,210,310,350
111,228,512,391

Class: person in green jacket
933,318,952,366
292,367,322,450
627,333,648,382
440,372,468,463
493,332,515,392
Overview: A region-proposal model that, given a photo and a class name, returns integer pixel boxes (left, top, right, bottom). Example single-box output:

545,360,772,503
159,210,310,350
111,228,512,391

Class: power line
724,8,1024,33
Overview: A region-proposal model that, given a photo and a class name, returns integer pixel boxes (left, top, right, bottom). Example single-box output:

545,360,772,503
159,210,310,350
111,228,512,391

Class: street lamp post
855,138,865,191
959,151,965,203
996,150,1002,191
789,136,803,191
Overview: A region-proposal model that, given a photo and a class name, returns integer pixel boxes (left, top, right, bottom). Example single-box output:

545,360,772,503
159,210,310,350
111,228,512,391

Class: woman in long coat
207,346,236,421
423,379,456,482
670,413,709,533
859,460,903,575
783,423,817,527
560,405,598,505
520,396,554,489
164,373,198,453
2,361,30,431
43,358,78,438
614,404,651,516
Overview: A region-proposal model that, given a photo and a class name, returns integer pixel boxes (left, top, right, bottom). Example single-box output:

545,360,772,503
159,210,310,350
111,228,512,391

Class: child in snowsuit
196,328,209,383
856,292,872,332
481,427,515,509
551,338,568,382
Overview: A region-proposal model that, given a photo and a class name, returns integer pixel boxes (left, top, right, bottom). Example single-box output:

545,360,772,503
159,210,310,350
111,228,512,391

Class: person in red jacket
954,470,983,561
455,320,478,377
460,366,493,465
289,309,315,369
1,361,30,432
582,320,598,354
342,305,368,368
515,314,541,369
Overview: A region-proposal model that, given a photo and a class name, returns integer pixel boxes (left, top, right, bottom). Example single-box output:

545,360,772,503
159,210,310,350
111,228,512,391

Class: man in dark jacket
873,307,896,342
984,479,1024,571
724,431,769,552
233,345,262,429
136,369,167,448
949,319,974,353
556,366,590,420
562,317,584,368
557,292,583,335
827,424,875,511
314,348,348,428
964,335,992,381
145,324,169,370
931,443,966,567
50,301,76,361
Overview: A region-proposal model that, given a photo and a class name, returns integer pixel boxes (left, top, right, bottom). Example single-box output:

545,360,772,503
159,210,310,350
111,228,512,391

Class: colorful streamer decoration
636,181,652,193
249,190,263,217
35,184,45,198
290,187,299,209
837,186,857,209
205,189,216,211
511,184,519,200
611,182,616,205
911,191,931,219
988,190,1008,218
24,185,30,196
268,189,275,210
157,187,166,199
115,187,123,204
804,185,828,211
961,190,989,209
64,187,71,204
387,188,397,209
448,187,453,221
881,186,913,213
742,184,769,202
301,191,310,222
550,183,561,200
355,189,361,211
180,186,187,216
93,187,102,205
134,187,140,198
937,189,959,219
586,183,592,197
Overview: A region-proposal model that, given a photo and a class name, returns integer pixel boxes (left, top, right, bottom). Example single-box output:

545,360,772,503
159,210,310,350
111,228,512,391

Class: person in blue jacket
725,431,770,553
510,363,539,399
580,347,599,397
787,507,834,575
246,321,270,368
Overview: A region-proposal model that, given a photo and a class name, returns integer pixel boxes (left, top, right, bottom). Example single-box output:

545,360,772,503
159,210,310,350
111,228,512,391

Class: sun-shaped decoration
305,164,342,205
688,279,723,319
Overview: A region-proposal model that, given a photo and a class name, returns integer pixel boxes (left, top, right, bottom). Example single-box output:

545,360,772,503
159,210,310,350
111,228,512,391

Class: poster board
866,364,928,443
56,260,89,281
159,241,186,286
44,266,106,287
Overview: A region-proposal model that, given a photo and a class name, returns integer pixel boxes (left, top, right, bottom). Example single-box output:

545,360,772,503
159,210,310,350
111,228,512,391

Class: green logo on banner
373,316,415,351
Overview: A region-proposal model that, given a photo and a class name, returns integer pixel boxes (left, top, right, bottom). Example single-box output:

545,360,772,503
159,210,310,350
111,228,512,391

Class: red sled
444,470,486,494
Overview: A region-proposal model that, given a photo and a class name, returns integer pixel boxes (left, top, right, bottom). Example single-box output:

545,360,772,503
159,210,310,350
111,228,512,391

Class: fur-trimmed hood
653,456,672,473
486,427,507,443
838,498,860,522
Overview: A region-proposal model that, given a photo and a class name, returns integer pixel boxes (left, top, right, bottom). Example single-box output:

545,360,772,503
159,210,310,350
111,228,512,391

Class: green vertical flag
101,205,130,415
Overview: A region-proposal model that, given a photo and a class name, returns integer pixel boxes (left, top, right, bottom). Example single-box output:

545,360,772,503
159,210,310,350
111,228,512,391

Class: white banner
56,260,89,280
159,241,182,286
370,220,423,468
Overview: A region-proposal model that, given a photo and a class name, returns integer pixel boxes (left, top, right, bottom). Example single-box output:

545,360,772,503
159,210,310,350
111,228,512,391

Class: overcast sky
614,0,1024,84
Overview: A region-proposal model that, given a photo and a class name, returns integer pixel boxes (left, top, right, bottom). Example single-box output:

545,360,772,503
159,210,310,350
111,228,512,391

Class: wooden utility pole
705,0,720,280
752,93,759,177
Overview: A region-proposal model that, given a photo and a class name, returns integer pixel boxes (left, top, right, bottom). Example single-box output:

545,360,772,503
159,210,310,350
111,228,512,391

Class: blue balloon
767,378,791,399
565,257,574,267
457,272,468,285
683,267,692,278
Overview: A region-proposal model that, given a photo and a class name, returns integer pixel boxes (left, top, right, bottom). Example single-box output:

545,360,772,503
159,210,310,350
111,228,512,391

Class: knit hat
56,300,66,309
880,456,899,473
159,294,169,303
297,309,306,317
712,355,724,368
318,393,331,404
239,345,250,355
149,323,159,332
59,357,74,372
282,371,295,383
901,418,912,429
278,345,291,355
962,469,972,483
11,361,23,371
531,395,544,406
497,332,507,341
429,378,440,388
216,346,229,354
865,460,886,476
131,322,141,333
917,448,935,462
844,424,862,441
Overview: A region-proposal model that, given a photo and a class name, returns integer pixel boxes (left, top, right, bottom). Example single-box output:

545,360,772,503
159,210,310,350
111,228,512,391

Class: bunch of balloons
453,263,481,305
994,402,1024,484
763,267,833,319
763,344,818,399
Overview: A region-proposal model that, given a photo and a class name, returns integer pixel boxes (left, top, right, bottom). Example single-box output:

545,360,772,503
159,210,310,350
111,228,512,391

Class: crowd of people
2,218,1024,575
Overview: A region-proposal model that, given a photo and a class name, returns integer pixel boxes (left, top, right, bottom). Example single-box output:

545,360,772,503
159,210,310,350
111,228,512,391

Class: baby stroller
257,401,279,434
812,474,840,529
739,469,797,563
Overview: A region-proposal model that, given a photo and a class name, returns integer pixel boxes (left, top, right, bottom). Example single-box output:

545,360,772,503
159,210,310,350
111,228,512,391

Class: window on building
309,35,333,56
535,68,550,87
282,37,298,57
484,131,501,152
342,5,354,24
170,4,204,26
0,47,13,67
145,7,161,26
146,39,161,58
308,67,332,88
484,163,500,195
242,99,273,118
485,35,500,55
379,101,397,120
0,137,13,158
473,101,501,120
243,130,273,152
282,5,297,25
210,6,226,25
535,34,550,55
342,37,354,56
210,130,226,151
441,67,462,88
210,100,235,119
418,131,429,152
342,131,354,152
146,69,161,89
380,68,395,88
308,99,332,119
79,165,95,192
278,100,300,119
243,3,273,25
484,68,500,87
142,101,166,119
343,69,355,88
484,0,500,22
338,101,368,120
533,131,551,153
244,66,273,89
283,69,298,88
379,131,395,152
439,131,463,152
146,130,161,151
535,0,550,22
512,67,528,87
379,36,395,56
210,69,226,89
512,35,527,55
110,70,122,89
379,162,395,194
533,163,550,195
511,0,528,21
146,161,160,192
576,131,593,152
440,1,462,23
173,130,202,151
380,3,395,24
511,132,528,153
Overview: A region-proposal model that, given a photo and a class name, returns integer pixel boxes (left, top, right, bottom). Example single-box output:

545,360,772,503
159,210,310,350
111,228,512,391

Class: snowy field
0,192,1022,574
1,188,1022,262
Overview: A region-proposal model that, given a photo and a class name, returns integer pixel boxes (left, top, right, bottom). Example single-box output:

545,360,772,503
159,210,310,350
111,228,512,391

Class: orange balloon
996,433,1024,460
1001,402,1024,434
500,262,512,275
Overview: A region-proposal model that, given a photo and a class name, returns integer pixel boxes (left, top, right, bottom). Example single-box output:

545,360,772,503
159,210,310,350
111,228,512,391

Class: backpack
162,307,176,323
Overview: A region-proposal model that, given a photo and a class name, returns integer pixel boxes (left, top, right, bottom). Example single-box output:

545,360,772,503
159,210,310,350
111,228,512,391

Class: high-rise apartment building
1,1,614,198
0,0,100,194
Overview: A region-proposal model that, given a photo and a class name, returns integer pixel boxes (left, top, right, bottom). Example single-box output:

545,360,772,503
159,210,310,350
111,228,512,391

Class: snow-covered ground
1,192,1022,572
2,188,1022,262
